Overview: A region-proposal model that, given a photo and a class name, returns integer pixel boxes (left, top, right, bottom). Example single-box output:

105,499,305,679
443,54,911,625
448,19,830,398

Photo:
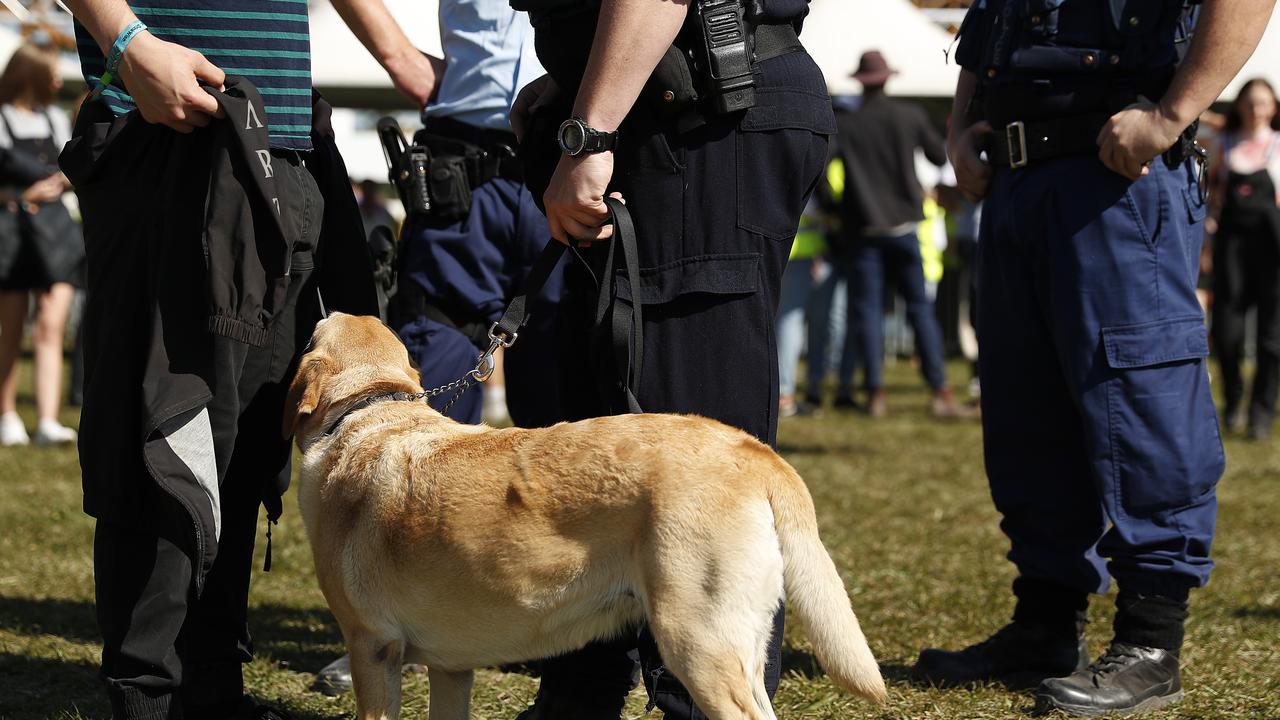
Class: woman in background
0,43,80,446
1210,78,1280,441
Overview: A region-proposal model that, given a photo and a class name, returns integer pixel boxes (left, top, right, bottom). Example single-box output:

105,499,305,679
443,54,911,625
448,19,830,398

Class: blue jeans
776,257,814,397
804,260,855,397
847,232,947,392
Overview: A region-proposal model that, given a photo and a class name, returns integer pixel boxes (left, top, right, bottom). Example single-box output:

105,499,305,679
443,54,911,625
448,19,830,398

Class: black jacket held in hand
61,77,377,592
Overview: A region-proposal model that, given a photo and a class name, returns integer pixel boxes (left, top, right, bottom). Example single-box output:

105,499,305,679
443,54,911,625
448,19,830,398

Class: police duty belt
991,112,1198,169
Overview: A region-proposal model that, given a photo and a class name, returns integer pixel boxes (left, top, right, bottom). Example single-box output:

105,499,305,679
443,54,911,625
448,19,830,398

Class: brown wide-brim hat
851,50,898,86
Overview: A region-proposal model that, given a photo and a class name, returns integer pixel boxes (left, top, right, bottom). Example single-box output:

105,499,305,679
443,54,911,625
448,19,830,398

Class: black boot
1035,592,1189,717
1035,641,1181,717
912,577,1088,688
912,618,1088,688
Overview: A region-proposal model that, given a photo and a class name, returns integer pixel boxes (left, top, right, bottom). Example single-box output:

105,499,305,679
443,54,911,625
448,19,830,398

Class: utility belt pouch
426,154,472,221
377,117,433,218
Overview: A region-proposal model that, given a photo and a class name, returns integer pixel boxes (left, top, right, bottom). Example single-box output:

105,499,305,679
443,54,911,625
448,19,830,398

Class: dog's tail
767,459,887,703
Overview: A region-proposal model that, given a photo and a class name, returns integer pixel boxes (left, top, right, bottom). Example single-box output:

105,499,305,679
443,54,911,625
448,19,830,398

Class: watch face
559,120,586,155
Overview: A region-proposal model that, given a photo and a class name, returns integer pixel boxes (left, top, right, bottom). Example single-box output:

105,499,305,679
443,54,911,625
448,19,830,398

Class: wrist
1156,97,1198,134
381,44,420,74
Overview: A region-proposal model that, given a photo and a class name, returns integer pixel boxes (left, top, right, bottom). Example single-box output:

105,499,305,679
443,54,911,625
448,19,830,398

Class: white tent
1221,3,1280,100
308,0,439,92
803,0,961,97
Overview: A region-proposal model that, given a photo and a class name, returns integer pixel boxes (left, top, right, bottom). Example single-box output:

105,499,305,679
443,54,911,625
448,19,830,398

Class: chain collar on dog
322,323,516,436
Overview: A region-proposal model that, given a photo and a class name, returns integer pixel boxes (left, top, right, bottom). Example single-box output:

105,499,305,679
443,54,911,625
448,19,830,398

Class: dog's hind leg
348,632,405,720
643,505,784,720
427,666,475,720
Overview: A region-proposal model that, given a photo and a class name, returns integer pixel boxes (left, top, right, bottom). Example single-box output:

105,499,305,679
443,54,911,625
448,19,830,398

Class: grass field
1,359,1277,720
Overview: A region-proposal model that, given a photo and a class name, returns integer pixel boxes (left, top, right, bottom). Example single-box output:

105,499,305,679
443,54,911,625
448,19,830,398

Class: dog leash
321,197,642,428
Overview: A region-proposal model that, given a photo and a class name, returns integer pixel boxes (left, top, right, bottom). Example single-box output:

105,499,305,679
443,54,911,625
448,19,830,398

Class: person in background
776,194,827,417
0,42,81,447
833,50,969,418
355,178,397,240
1208,77,1280,441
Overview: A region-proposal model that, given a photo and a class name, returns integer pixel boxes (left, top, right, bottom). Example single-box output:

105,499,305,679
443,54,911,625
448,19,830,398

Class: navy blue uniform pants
978,155,1222,599
846,231,948,392
531,51,834,719
395,176,564,427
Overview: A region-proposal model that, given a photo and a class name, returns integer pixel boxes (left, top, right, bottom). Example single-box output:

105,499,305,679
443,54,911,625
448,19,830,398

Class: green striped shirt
76,0,313,150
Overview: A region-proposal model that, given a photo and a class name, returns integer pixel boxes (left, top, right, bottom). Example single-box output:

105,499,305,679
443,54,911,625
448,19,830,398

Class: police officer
506,0,834,716
311,0,565,695
331,0,564,431
913,0,1275,716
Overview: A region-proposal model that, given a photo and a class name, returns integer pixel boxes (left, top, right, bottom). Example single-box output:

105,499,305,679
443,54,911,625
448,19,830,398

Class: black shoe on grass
1035,641,1182,717
913,620,1087,688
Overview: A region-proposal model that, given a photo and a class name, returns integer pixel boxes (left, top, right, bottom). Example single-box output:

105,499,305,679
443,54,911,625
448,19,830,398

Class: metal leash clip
1193,141,1209,204
469,323,519,383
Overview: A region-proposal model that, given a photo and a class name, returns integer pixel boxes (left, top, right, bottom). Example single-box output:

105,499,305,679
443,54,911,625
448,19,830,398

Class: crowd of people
0,0,1277,718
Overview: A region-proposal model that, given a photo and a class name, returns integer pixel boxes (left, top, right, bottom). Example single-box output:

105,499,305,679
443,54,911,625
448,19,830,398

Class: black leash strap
595,197,644,414
492,198,644,414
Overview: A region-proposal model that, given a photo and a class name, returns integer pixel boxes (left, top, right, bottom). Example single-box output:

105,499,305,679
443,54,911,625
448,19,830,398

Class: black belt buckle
1006,121,1029,169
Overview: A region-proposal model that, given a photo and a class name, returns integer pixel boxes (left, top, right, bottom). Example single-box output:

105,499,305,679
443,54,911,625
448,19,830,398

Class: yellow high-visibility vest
918,197,945,284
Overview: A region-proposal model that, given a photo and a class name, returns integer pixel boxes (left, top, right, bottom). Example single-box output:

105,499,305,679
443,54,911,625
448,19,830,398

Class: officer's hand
1097,100,1183,181
948,121,993,202
511,74,560,144
543,151,619,246
386,50,443,109
118,31,225,133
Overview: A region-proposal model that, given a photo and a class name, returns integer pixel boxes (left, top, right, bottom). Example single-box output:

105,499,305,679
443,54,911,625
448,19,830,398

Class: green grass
1,358,1278,719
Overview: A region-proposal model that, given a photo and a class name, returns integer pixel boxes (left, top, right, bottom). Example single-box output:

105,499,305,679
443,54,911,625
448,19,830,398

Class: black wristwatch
557,117,618,156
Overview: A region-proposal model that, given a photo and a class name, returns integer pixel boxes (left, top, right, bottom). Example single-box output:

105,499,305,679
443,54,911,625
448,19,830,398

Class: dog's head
283,312,422,444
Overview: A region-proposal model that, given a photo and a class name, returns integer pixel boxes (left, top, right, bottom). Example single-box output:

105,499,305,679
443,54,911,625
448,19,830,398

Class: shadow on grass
248,603,345,674
0,652,107,718
0,594,99,645
1232,605,1280,620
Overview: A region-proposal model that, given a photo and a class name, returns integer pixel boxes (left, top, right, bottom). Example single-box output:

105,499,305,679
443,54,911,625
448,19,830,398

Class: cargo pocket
736,86,832,242
1102,316,1224,512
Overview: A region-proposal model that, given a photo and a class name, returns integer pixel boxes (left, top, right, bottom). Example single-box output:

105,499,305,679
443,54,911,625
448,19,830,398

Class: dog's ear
283,356,332,440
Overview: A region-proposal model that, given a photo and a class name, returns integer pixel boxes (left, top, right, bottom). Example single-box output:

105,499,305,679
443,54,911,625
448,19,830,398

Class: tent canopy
804,0,962,97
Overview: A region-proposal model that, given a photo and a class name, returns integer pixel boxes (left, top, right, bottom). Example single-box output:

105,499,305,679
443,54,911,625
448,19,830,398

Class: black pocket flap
615,253,760,305
1102,316,1209,369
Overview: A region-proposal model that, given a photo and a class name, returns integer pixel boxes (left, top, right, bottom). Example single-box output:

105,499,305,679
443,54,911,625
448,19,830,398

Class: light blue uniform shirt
425,0,544,132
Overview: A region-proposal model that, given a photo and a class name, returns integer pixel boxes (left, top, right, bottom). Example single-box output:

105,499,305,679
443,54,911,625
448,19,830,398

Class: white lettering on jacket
245,102,265,131
256,150,274,179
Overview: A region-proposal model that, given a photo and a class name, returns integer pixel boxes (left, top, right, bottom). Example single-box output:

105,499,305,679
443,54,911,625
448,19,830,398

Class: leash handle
489,200,644,413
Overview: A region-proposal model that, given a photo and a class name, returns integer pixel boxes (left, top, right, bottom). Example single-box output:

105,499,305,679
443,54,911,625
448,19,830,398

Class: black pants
94,151,322,720
526,50,833,719
1212,224,1280,431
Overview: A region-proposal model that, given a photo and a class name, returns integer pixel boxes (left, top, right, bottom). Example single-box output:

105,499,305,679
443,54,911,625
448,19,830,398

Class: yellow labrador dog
284,313,886,720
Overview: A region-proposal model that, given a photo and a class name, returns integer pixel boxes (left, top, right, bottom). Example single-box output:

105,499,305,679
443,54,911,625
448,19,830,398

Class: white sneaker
33,419,76,447
0,412,29,446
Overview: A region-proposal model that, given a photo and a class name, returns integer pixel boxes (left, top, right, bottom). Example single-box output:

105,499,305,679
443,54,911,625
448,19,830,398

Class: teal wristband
91,20,146,99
